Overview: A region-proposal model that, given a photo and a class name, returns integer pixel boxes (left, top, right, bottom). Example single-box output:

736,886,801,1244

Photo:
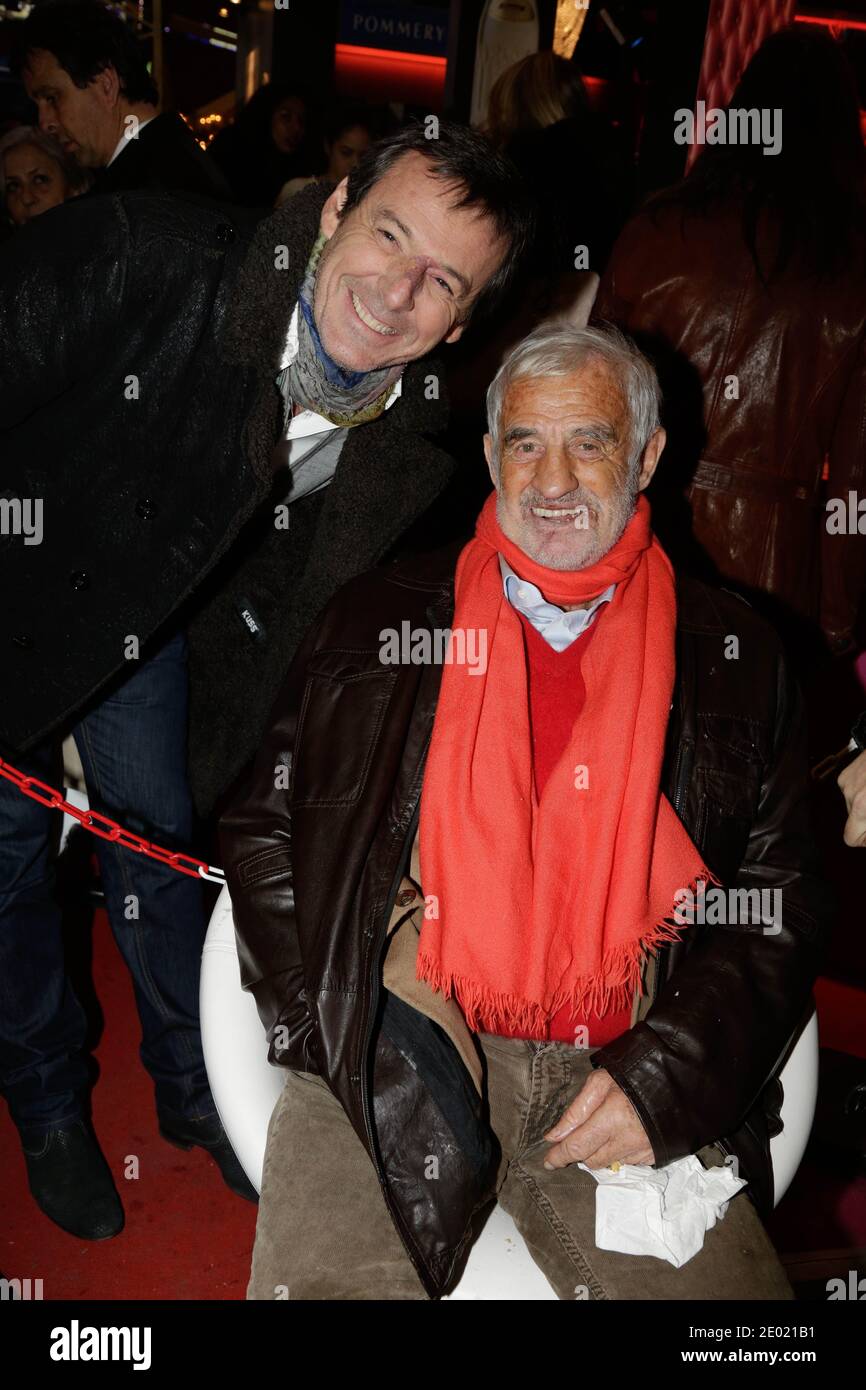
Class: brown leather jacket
594,199,866,648
219,545,831,1299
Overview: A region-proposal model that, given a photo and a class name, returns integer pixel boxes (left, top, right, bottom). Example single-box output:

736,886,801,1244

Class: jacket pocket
292,650,398,807
235,843,292,888
698,796,751,880
695,765,761,881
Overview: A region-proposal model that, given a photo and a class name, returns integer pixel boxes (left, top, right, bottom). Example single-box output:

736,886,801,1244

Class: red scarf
417,492,716,1034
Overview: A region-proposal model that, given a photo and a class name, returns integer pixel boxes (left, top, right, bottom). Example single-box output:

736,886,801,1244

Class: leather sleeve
217,618,322,1069
820,330,866,646
0,197,128,430
591,650,831,1167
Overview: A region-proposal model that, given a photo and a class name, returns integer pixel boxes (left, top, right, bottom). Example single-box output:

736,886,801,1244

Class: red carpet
0,908,257,1301
814,977,866,1060
2,906,865,1300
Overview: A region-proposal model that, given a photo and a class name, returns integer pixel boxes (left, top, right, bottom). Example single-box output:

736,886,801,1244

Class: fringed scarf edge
416,868,723,1035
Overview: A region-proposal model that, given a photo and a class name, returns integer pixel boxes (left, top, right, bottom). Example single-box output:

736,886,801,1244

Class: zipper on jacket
657,637,695,1012
671,621,696,820
672,735,694,819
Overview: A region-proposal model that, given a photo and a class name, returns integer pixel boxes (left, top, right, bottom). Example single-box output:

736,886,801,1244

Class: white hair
485,322,662,473
0,125,91,201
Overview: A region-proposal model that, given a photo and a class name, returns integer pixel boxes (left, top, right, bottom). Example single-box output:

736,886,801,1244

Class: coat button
135,497,158,520
349,1072,361,1085
395,888,416,907
69,571,90,590
11,634,32,648
215,223,235,245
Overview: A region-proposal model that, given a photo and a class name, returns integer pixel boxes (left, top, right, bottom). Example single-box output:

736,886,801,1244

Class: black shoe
157,1107,258,1202
20,1120,124,1240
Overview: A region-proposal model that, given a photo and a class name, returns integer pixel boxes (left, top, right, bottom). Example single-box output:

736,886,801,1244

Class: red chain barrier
0,757,225,883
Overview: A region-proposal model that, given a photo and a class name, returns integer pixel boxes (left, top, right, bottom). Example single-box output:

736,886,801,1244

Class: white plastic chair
200,884,819,1300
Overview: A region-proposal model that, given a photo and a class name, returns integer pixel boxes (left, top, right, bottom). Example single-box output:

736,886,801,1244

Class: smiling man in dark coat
0,119,531,1243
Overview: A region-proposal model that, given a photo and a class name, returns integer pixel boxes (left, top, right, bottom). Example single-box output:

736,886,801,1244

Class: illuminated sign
338,2,449,58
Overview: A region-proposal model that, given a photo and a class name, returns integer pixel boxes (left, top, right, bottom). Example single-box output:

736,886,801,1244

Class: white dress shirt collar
107,112,158,167
499,554,615,652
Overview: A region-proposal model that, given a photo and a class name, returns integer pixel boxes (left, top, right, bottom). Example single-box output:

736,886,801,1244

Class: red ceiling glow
335,42,447,107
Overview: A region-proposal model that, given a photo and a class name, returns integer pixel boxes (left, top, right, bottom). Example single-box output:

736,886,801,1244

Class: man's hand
542,1066,655,1170
839,749,866,847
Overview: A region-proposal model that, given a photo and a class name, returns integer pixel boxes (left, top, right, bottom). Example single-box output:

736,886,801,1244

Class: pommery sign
339,1,450,58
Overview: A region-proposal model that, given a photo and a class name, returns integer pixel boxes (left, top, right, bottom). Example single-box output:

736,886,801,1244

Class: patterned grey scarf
277,232,406,428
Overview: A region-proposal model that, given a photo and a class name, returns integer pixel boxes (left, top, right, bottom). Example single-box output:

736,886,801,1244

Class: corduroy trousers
247,1033,795,1301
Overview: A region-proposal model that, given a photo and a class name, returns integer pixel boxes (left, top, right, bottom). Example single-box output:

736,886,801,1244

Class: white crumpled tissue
578,1154,747,1268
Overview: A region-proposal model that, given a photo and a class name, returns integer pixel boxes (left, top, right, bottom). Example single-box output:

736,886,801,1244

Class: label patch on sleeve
236,597,267,644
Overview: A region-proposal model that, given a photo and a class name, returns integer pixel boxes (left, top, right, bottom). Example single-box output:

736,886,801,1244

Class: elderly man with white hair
220,323,830,1301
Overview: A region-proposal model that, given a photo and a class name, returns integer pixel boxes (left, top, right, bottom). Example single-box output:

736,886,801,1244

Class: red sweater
487,611,632,1046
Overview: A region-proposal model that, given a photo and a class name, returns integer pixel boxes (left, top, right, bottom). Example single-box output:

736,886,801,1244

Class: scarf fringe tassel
416,869,723,1035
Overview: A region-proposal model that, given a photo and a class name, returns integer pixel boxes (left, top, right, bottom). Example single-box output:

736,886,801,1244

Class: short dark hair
323,103,383,150
15,0,159,106
341,119,535,323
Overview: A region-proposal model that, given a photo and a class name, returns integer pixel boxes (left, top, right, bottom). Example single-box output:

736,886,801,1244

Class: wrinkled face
325,124,370,183
271,96,305,155
23,48,115,168
313,150,507,372
3,143,69,224
484,360,664,571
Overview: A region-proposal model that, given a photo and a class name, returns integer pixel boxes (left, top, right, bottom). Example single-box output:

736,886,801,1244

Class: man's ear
444,319,466,345
636,426,666,492
483,433,498,489
92,63,121,110
320,176,349,238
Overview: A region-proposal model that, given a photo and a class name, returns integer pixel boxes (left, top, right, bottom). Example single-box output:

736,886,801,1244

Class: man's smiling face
485,359,665,571
312,150,507,372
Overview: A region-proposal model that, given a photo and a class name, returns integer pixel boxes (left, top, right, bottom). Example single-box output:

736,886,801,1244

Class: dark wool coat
0,190,265,754
0,183,455,817
185,182,454,815
89,112,233,201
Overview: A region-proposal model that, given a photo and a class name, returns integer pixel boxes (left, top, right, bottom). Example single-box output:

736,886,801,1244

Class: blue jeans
0,631,215,1136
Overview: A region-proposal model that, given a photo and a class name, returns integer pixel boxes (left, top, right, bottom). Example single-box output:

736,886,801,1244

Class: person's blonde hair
485,51,587,150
